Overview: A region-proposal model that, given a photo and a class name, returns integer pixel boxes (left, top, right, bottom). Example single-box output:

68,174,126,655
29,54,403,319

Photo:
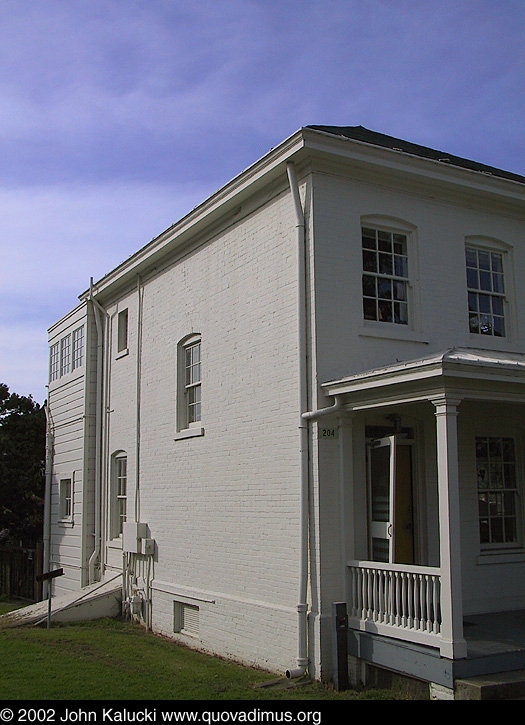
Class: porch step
455,670,525,700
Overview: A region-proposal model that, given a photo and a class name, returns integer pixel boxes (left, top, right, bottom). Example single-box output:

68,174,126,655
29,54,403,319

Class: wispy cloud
0,0,523,399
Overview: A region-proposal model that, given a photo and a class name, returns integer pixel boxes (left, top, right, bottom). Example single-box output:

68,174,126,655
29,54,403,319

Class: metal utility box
122,522,149,553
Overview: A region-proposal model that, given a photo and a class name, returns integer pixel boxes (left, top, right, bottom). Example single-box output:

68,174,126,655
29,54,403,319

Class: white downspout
285,162,344,679
88,278,107,584
285,162,310,679
42,401,53,598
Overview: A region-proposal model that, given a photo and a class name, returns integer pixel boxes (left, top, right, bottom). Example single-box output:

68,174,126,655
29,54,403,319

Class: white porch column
432,396,467,659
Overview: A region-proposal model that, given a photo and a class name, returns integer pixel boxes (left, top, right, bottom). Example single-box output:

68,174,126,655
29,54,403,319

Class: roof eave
80,128,308,302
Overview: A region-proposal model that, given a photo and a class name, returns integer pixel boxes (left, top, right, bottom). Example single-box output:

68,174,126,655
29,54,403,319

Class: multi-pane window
60,478,72,520
72,326,84,369
115,456,127,537
476,436,519,546
49,342,60,382
185,341,201,424
362,227,409,325
49,326,85,382
60,334,71,377
466,247,506,337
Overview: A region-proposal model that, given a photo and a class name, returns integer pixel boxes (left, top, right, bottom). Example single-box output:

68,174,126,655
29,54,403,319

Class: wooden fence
0,543,43,602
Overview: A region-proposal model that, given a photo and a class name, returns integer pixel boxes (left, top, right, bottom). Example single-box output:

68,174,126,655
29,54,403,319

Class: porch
346,607,525,690
321,347,525,681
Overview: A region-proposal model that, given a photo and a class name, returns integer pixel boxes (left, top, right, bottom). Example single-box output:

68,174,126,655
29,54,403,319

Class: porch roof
322,347,525,411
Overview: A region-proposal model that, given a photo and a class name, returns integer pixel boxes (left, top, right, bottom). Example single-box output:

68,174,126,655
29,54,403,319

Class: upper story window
362,226,409,326
60,334,71,376
466,246,506,337
50,342,60,382
49,325,84,382
176,334,204,439
72,326,84,369
117,309,129,353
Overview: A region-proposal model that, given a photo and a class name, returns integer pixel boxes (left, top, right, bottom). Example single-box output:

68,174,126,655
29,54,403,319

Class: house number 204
320,428,338,439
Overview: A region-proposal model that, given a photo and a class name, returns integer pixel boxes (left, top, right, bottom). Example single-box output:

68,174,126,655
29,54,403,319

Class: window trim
359,215,423,340
465,236,515,345
110,452,128,540
117,308,129,357
49,325,85,383
475,433,524,554
175,334,204,440
59,476,73,523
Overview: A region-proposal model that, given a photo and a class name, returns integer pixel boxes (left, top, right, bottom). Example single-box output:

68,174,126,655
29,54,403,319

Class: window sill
107,537,123,549
116,348,129,360
468,335,522,353
359,323,429,344
476,550,525,565
174,426,205,441
58,519,74,528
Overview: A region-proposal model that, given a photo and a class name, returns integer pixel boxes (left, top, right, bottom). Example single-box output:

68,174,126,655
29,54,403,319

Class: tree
0,383,46,547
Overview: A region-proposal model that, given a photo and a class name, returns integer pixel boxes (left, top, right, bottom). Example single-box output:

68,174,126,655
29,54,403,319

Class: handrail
347,559,440,576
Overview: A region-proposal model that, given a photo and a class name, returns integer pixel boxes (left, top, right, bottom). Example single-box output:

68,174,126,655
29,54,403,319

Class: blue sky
1,0,524,402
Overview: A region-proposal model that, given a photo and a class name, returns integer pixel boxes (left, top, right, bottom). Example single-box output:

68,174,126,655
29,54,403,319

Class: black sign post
36,569,64,628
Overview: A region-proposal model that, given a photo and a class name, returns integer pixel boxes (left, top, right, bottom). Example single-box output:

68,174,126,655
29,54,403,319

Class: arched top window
176,334,202,436
111,451,127,539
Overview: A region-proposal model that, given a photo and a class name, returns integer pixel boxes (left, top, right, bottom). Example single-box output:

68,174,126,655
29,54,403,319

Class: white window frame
49,342,60,382
50,325,85,383
111,453,127,539
175,334,204,440
359,216,425,343
465,237,514,344
72,326,84,370
362,226,410,326
60,334,71,377
117,309,129,355
476,435,522,552
59,477,73,522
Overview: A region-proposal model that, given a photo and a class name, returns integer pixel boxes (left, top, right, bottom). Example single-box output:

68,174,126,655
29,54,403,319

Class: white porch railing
347,560,442,649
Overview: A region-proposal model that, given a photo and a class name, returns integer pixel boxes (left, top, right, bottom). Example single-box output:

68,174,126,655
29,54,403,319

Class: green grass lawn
0,615,410,701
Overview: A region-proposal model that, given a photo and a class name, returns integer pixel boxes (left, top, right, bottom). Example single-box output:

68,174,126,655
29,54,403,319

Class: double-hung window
184,340,201,425
476,436,520,548
60,334,71,377
111,453,127,538
59,478,73,521
49,325,84,382
176,335,203,438
72,326,84,369
466,246,506,337
362,226,409,326
115,455,127,537
50,342,60,382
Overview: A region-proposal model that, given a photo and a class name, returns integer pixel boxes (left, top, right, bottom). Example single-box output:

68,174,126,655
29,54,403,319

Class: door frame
367,434,415,564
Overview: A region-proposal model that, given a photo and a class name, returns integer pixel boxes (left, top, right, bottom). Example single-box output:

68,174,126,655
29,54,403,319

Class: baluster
378,569,385,623
406,573,412,629
394,572,401,627
418,574,424,631
425,575,432,632
433,576,441,634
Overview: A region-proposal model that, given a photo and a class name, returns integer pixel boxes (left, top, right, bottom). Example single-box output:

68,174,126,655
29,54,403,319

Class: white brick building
45,126,525,694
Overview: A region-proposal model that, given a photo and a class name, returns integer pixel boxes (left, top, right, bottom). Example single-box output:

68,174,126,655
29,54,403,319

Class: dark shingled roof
306,125,525,185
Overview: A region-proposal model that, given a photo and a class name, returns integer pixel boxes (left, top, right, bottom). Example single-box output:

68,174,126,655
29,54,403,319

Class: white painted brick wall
102,187,308,675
